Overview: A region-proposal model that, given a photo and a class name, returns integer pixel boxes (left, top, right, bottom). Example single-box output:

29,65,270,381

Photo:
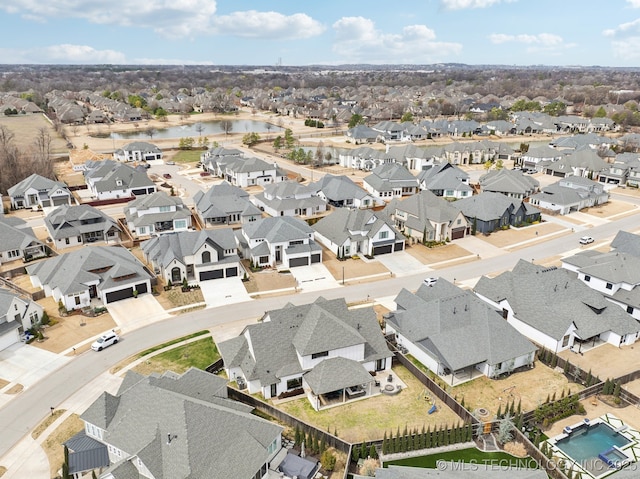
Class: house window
311,351,329,359
75,296,81,306
286,378,302,390
457,219,461,225
259,255,269,264
77,236,82,242
584,275,591,282
202,251,211,263
159,206,171,212
174,219,187,229
139,227,146,234
496,362,502,370
606,283,613,290
379,231,389,239
562,335,570,347
7,249,19,258
65,238,70,245
627,306,634,315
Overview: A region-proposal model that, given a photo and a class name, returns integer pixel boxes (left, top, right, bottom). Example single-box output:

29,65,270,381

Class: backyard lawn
277,365,462,443
385,447,537,468
132,336,220,375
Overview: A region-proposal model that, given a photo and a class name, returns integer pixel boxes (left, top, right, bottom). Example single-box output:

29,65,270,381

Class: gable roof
0,216,44,252
313,207,402,246
417,162,472,193
243,216,314,243
44,204,121,240
310,174,370,202
193,181,260,220
8,173,70,198
26,245,153,296
611,230,640,257
388,280,536,372
474,260,640,341
453,192,538,222
84,160,154,193
81,368,281,479
390,190,465,230
479,169,539,196
303,357,374,395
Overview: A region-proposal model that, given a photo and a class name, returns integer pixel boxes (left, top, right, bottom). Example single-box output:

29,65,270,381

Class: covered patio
303,357,377,411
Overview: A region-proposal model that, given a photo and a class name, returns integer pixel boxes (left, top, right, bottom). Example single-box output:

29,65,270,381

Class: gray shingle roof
0,217,43,252
474,260,640,341
242,216,314,244
479,169,539,196
611,230,640,257
7,173,70,198
303,357,374,395
84,160,154,193
388,280,536,372
45,204,121,240
313,207,402,246
81,368,282,479
193,181,260,221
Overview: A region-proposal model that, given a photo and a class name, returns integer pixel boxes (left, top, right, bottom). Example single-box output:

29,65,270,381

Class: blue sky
1,0,639,66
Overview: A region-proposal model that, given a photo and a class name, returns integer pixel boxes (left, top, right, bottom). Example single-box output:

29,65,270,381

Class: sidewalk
0,332,216,478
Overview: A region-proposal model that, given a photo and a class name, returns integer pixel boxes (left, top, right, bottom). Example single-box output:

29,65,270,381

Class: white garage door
0,330,19,352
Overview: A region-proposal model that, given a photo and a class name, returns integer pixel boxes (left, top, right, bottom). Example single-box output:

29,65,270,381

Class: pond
110,119,282,140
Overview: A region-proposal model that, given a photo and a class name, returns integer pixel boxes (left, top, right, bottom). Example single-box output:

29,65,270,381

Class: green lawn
133,336,220,375
385,447,537,469
170,149,205,163
137,330,209,357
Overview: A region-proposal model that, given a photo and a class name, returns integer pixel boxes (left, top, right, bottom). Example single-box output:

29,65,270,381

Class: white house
8,174,73,210
83,160,156,200
124,191,192,238
0,288,43,351
252,181,327,218
113,141,162,163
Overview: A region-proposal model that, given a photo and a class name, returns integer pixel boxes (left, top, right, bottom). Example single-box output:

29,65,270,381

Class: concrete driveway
0,343,70,408
290,264,340,292
200,278,252,308
106,294,170,333
375,251,432,277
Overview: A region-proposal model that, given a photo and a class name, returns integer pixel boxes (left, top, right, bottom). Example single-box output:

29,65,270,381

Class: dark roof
64,431,110,474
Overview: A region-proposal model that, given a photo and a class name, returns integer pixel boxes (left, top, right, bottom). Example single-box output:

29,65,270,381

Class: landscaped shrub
321,449,336,471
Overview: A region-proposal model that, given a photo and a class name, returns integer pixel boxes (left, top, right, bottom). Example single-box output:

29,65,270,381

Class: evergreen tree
369,444,378,459
564,360,570,375
294,425,301,446
352,445,360,462
516,399,521,415
614,381,621,398
361,441,368,459
382,431,388,455
320,435,326,454
551,353,558,368
496,403,502,419
425,426,432,448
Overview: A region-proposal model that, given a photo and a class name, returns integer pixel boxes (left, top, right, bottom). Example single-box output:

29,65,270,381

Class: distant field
0,114,68,154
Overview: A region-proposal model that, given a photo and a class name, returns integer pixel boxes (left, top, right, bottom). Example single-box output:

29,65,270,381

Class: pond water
110,119,282,140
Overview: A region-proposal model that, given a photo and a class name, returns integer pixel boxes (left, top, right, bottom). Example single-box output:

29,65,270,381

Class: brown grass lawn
479,222,566,249
405,242,472,265
32,409,66,440
582,199,638,219
453,362,584,419
323,250,390,281
0,465,6,476
0,379,8,389
42,414,84,478
154,285,205,310
277,365,462,443
0,114,68,155
242,261,298,293
132,336,220,376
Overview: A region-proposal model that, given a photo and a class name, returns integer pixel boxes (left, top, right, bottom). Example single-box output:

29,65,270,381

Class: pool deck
546,413,640,479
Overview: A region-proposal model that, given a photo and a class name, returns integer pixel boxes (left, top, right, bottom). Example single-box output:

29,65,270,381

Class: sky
1,0,640,67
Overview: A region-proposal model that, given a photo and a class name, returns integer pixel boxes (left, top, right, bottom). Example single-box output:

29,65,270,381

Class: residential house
310,174,377,209
520,145,564,171
252,181,327,218
386,190,469,243
27,245,154,308
387,144,440,171
125,191,192,238
562,247,640,321
78,368,282,479
237,216,322,269
416,162,473,200
479,169,539,200
0,217,48,264
8,173,72,210
208,154,287,188
337,146,395,171
345,124,379,144
141,229,242,285
452,192,541,234
218,297,392,408
386,280,537,385
0,288,43,351
599,152,639,186
193,181,262,227
611,230,640,257
44,204,122,250
363,163,418,200
84,160,156,200
200,146,243,172
113,141,162,163
313,208,404,257
543,148,608,179
529,177,608,215
371,121,405,142
474,260,640,354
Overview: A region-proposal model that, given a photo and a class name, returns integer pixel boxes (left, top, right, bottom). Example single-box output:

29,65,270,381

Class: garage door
311,254,321,264
394,241,404,252
199,270,224,281
373,244,393,255
132,188,148,196
0,330,19,351
105,288,134,303
451,227,466,240
225,267,238,277
289,257,309,267
136,283,148,294
52,196,69,206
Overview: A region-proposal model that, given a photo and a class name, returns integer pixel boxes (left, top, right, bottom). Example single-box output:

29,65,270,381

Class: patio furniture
387,374,393,383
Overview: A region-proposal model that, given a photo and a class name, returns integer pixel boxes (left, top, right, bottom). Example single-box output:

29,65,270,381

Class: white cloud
211,11,324,39
0,2,324,40
627,0,640,7
440,0,515,10
332,17,461,63
43,44,127,63
135,57,214,65
609,38,640,61
603,18,640,38
488,33,564,46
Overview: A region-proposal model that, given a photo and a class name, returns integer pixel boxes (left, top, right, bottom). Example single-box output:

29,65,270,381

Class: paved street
2,196,640,475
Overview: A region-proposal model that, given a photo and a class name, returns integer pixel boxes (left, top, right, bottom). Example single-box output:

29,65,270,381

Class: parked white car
579,236,594,245
91,331,120,351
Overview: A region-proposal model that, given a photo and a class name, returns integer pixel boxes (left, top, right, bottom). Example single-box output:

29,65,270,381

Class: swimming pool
555,422,631,463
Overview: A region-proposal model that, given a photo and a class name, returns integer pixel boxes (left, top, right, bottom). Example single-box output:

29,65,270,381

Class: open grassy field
0,114,68,154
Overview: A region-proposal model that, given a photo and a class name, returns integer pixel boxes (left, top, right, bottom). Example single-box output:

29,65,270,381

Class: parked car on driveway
579,236,594,245
166,161,176,165
163,173,172,179
91,331,120,351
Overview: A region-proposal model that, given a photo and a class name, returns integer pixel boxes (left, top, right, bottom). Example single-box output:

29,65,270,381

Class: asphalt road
1,208,639,458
